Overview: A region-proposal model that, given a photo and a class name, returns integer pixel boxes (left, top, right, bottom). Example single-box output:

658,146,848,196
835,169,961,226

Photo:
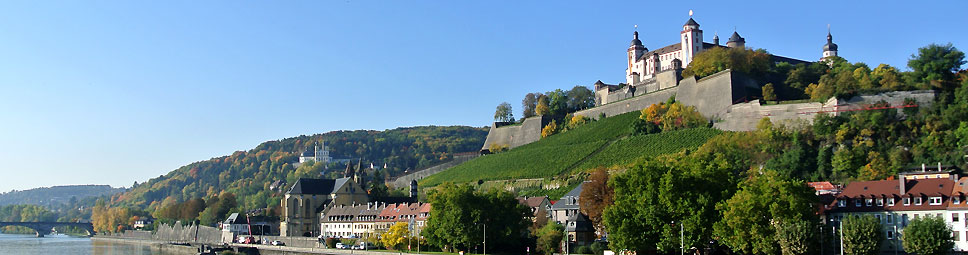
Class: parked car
238,236,256,244
270,240,285,246
335,243,347,249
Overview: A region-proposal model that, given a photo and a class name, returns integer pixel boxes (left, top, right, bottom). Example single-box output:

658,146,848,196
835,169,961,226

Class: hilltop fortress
481,15,935,153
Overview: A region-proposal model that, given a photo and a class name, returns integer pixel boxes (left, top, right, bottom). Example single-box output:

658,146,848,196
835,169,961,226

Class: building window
888,198,895,206
887,214,894,224
887,230,894,239
866,199,873,206
915,197,923,205
929,197,942,205
954,213,960,222
875,214,882,222
877,199,884,206
904,197,911,206
956,231,961,241
856,199,862,207
955,196,962,204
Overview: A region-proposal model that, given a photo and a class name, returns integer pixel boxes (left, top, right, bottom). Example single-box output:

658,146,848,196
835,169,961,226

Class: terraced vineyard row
419,111,724,187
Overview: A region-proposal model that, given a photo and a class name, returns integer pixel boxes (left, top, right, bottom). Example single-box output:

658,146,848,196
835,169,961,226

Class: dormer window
955,196,962,204
855,199,862,207
929,197,942,205
904,197,911,206
915,197,923,205
888,198,895,206
866,199,873,206
877,199,884,206
838,200,847,207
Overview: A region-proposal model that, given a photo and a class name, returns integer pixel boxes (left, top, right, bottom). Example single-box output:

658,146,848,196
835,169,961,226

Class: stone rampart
389,153,479,188
714,90,936,131
480,116,546,153
574,88,679,120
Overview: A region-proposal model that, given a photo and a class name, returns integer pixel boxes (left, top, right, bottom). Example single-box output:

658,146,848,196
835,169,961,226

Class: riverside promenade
93,234,443,255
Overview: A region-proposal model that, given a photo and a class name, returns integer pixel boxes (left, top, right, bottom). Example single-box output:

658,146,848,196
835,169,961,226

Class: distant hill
0,185,124,207
112,126,488,211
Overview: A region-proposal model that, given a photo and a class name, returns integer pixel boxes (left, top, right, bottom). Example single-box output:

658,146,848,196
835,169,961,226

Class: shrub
574,245,593,254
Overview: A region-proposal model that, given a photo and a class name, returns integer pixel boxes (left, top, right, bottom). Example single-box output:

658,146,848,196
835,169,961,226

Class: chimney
899,174,907,194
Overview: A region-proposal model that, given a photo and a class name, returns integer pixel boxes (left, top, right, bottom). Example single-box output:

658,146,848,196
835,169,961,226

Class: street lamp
671,221,683,255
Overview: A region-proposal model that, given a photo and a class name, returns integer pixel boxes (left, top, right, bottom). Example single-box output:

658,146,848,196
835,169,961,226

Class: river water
0,233,172,255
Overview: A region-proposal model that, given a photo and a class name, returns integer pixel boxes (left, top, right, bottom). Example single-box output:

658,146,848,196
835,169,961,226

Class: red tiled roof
828,178,954,213
808,182,836,191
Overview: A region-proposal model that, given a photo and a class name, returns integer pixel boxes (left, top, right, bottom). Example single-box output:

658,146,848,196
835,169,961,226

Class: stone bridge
0,222,95,237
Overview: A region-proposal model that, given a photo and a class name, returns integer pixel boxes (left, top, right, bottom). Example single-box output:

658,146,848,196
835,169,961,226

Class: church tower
680,12,704,67
627,30,647,85
822,27,838,60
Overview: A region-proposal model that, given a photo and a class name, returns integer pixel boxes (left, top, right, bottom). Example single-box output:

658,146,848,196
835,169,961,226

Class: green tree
902,216,954,255
908,43,966,84
762,83,777,101
566,85,596,112
713,170,819,255
605,153,739,254
682,47,772,78
423,183,529,253
841,215,883,255
494,102,514,122
536,222,564,255
546,89,569,117
522,92,542,119
774,219,818,255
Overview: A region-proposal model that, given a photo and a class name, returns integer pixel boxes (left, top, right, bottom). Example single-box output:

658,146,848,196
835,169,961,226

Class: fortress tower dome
726,31,745,48
630,31,643,47
713,32,719,45
822,30,839,60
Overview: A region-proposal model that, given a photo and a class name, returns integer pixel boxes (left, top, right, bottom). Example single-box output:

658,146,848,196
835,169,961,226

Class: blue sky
0,1,965,192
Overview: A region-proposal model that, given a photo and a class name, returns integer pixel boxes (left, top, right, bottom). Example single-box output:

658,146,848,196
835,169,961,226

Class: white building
299,142,332,164
827,166,964,252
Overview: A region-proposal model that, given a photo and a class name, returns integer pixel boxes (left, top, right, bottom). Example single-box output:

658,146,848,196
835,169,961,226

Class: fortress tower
680,17,704,67
726,31,745,48
822,28,838,60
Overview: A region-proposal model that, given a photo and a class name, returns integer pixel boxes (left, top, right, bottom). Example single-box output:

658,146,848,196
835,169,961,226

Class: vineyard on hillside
420,112,723,187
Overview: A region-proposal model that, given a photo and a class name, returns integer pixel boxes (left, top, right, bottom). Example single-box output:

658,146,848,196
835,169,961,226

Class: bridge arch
0,222,95,237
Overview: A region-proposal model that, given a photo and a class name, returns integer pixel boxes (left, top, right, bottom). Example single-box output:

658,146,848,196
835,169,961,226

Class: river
0,233,174,255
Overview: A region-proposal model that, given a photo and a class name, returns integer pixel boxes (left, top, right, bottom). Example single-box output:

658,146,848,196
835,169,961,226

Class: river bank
93,235,444,255
91,236,201,254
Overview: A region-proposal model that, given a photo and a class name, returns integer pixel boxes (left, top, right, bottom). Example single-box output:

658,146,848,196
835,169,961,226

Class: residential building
551,183,585,225
319,202,431,239
565,213,595,247
517,196,551,221
827,168,958,253
222,213,276,236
